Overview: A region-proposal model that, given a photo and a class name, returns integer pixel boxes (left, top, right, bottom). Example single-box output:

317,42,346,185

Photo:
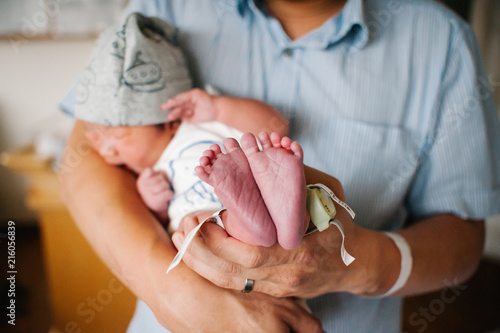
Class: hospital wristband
379,231,413,297
305,184,356,266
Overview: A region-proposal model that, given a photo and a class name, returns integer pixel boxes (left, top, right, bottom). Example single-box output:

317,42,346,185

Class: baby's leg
195,138,277,247
240,132,307,250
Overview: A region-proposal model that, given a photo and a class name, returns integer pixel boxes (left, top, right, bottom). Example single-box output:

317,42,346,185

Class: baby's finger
154,171,171,183
163,90,195,109
150,180,171,194
166,106,185,121
171,107,195,121
138,167,154,180
156,190,174,203
161,98,182,110
142,171,162,183
145,172,168,185
171,89,197,103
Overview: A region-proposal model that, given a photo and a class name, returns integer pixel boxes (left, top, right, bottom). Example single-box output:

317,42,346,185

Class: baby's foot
241,132,307,250
195,138,277,247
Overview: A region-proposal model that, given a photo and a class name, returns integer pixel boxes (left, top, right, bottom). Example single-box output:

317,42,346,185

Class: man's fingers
179,223,293,296
278,299,325,333
183,224,242,275
200,222,288,269
174,226,244,289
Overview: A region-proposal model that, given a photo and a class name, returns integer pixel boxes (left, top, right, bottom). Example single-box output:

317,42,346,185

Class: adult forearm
305,166,485,297
57,122,234,330
58,121,178,315
391,214,484,296
346,214,484,297
214,96,289,136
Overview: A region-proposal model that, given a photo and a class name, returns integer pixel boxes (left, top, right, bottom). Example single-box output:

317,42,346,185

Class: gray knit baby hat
74,12,192,126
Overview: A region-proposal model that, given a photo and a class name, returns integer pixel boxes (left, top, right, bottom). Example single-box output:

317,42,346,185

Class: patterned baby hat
74,12,192,126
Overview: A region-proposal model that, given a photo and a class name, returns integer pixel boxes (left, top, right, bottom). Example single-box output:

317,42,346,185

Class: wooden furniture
1,146,136,333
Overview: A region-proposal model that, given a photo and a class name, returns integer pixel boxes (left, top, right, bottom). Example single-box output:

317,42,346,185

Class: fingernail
172,234,183,248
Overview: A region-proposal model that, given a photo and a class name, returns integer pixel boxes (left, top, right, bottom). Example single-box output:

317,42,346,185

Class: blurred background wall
0,39,94,222
0,0,126,223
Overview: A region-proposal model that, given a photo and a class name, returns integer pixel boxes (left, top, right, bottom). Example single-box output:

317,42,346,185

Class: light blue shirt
61,0,500,332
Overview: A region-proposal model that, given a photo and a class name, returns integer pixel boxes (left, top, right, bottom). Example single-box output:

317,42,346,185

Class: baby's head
74,13,191,171
84,122,178,173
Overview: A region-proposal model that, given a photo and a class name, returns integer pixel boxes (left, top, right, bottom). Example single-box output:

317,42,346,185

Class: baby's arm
162,88,288,136
136,168,173,223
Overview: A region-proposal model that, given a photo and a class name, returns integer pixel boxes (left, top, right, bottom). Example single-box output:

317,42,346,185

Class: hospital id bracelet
306,186,336,232
378,232,413,297
305,184,356,266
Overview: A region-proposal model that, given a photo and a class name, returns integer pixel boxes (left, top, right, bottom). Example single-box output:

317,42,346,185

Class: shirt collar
237,0,369,50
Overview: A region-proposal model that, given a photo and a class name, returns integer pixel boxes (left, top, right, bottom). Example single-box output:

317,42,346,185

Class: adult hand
164,212,325,332
171,165,398,299
152,270,324,333
171,206,377,299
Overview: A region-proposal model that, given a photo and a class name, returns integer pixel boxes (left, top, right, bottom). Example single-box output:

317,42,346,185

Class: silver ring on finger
242,278,254,293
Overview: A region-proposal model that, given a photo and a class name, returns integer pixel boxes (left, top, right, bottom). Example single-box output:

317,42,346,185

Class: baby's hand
162,88,218,123
137,168,174,217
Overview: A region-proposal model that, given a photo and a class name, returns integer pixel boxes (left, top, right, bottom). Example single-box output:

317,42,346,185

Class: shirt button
283,48,293,57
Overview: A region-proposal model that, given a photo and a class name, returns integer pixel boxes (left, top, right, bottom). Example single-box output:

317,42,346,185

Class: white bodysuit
153,121,243,234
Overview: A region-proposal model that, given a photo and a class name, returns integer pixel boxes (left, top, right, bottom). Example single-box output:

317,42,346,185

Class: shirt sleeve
406,23,500,220
58,0,174,117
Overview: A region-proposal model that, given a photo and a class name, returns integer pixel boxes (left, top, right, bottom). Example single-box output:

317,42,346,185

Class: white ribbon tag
306,183,356,266
166,209,225,274
330,220,355,266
